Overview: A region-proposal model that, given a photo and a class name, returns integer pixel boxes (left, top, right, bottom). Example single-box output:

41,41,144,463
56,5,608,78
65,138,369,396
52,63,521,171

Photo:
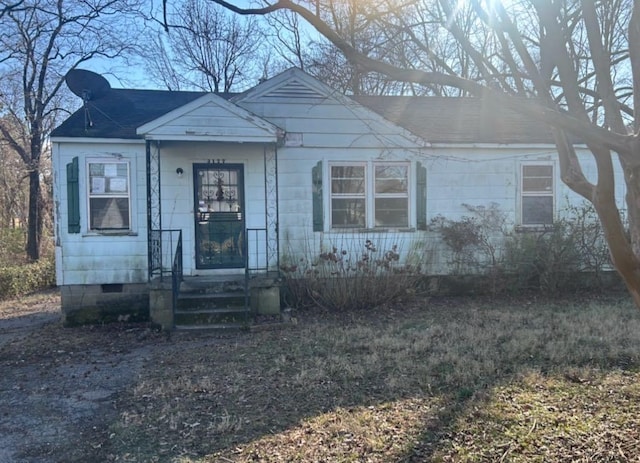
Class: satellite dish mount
65,69,111,131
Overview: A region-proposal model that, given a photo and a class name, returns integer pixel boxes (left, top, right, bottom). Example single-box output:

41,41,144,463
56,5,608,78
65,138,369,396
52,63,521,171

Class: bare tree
0,0,143,260
204,0,640,308
145,0,268,92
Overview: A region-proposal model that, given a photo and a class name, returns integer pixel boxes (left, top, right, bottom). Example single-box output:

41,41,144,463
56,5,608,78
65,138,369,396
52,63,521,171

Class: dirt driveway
0,291,169,462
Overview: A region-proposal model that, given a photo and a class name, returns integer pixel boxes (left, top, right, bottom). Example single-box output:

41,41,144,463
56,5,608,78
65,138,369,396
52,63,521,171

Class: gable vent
262,80,326,99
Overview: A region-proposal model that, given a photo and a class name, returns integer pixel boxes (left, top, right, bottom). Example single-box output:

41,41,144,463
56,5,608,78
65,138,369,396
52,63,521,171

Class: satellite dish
65,69,111,131
65,69,111,101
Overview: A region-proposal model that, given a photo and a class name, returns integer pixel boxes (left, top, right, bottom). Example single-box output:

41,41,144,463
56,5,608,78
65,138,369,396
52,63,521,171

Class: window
331,165,366,228
521,164,553,225
375,164,409,227
330,162,409,229
88,161,130,231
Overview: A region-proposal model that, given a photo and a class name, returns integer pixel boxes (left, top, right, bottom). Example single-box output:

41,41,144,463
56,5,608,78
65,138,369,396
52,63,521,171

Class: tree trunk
26,169,41,261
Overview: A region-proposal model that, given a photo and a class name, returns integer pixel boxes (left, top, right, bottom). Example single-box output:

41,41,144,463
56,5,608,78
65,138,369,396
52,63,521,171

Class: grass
100,292,640,462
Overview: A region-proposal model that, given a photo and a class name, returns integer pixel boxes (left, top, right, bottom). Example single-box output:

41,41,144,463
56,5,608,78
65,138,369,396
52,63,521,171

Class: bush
0,258,56,300
281,238,422,311
0,228,27,266
502,224,582,293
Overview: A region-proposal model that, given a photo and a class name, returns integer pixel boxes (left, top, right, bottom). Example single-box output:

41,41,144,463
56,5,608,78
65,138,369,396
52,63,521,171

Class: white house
50,68,624,326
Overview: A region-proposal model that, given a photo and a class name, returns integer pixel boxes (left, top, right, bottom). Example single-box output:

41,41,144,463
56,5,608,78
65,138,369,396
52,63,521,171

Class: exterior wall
274,142,626,276
52,140,149,286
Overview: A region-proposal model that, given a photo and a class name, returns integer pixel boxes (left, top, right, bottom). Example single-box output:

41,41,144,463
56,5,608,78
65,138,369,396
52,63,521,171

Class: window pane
523,177,552,192
523,165,553,192
375,165,408,194
332,198,365,227
90,198,130,230
375,198,408,227
90,162,128,195
331,166,365,194
523,165,552,177
522,196,553,225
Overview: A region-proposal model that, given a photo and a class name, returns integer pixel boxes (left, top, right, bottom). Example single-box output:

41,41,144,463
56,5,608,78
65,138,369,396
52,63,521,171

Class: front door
194,163,245,269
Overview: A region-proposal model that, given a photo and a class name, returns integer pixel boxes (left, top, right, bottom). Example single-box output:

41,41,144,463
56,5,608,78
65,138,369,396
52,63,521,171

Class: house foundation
60,283,149,326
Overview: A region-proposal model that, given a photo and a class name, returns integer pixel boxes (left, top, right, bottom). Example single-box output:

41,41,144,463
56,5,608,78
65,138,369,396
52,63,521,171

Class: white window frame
329,161,411,230
520,163,554,226
86,159,131,232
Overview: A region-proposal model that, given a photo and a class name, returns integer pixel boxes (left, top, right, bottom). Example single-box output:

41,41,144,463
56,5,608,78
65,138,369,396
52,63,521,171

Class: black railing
149,229,183,281
171,230,183,319
245,228,269,274
149,229,183,329
243,228,268,324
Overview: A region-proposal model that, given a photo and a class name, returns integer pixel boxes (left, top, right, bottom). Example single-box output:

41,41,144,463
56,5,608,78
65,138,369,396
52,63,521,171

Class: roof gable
136,93,282,142
235,68,426,148
233,68,331,103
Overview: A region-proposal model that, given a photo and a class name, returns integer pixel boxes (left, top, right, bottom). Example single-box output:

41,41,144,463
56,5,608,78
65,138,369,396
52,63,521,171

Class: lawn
105,293,640,462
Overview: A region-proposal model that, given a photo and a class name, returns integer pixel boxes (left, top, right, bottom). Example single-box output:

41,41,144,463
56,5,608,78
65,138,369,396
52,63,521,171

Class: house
50,68,625,327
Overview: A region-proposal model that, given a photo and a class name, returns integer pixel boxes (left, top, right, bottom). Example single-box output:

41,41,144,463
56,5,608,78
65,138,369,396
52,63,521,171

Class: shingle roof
353,96,556,144
52,87,558,144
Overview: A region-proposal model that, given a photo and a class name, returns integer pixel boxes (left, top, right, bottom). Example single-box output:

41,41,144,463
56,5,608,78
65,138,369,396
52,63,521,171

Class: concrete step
174,322,249,331
176,292,248,311
174,308,251,326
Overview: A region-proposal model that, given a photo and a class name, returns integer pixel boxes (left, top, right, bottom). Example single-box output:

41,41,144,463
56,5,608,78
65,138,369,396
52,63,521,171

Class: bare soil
0,290,169,463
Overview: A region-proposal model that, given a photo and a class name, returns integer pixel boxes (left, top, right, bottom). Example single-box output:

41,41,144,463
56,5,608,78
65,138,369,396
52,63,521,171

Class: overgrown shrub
0,258,56,300
503,202,613,293
430,203,508,287
503,223,582,293
431,202,614,294
0,228,27,266
429,215,481,274
563,201,612,278
281,238,423,311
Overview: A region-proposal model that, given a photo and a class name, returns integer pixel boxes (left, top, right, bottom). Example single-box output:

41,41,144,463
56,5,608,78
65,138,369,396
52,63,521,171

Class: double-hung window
521,164,554,226
330,162,409,229
88,161,130,231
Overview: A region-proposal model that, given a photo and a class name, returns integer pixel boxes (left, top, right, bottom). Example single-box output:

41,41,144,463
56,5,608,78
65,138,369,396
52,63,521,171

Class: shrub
0,258,56,300
502,223,582,293
280,238,423,311
0,228,27,266
429,215,482,274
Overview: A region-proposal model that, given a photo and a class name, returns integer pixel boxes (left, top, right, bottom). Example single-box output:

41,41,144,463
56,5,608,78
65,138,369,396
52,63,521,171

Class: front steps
172,274,281,331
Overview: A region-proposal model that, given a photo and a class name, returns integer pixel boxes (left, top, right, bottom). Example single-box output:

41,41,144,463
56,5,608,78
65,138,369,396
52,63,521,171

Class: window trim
86,158,132,233
328,161,411,230
520,162,555,226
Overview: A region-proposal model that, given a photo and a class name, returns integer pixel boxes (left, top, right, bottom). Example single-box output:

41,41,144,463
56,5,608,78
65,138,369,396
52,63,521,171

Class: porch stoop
150,274,281,331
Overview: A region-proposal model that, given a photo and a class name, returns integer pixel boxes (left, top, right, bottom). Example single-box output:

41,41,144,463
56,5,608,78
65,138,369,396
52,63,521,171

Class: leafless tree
146,0,268,92
204,0,640,308
0,0,143,260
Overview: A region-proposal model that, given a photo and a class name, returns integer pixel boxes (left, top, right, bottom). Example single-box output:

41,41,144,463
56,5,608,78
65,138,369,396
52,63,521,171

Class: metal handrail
149,229,183,281
171,230,183,326
149,228,183,329
244,228,268,324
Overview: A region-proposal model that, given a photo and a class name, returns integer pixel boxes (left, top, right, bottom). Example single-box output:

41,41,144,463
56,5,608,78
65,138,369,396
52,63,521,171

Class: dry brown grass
100,293,640,462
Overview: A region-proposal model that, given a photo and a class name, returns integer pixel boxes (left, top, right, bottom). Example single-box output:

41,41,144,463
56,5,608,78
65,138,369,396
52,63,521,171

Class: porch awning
136,93,283,143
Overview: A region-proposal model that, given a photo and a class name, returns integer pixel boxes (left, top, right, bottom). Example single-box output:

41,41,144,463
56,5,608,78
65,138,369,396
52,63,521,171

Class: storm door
194,163,245,269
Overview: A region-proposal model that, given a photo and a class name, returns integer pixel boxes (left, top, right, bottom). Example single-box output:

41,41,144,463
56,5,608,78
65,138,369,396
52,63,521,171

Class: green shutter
312,161,323,232
416,161,427,230
66,157,80,233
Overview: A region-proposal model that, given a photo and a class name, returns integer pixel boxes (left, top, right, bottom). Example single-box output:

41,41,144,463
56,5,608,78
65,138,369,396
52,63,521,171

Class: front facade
51,68,625,324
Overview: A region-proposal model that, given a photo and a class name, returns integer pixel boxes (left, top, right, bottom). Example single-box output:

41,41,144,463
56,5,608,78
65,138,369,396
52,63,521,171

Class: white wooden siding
52,141,148,285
